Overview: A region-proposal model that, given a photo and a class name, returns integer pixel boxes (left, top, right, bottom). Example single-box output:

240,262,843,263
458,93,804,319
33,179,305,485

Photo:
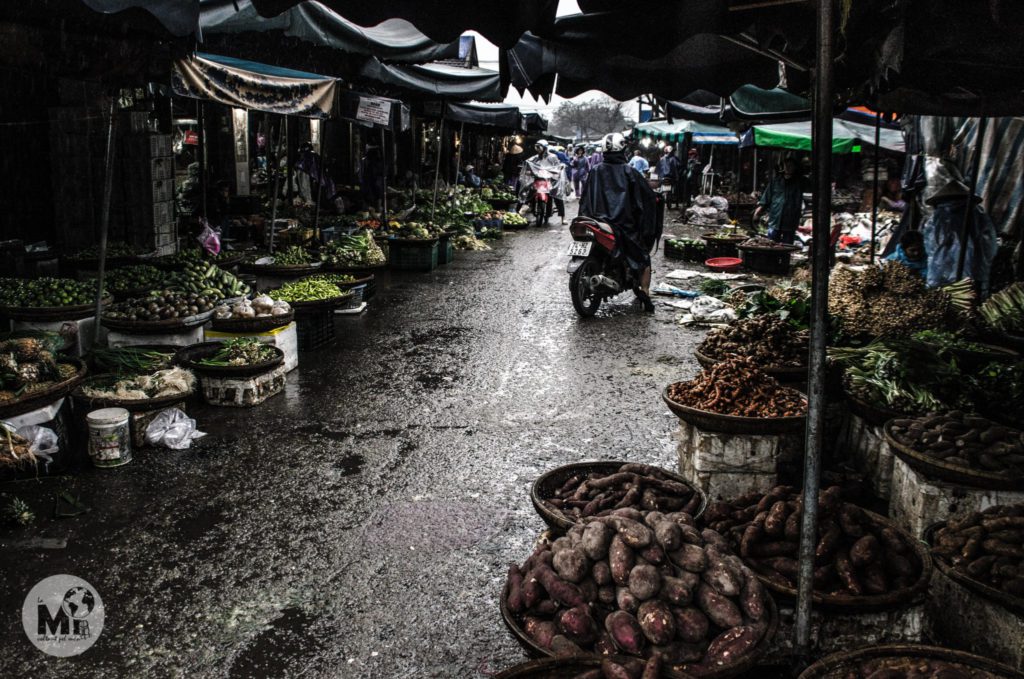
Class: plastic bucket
86,407,131,468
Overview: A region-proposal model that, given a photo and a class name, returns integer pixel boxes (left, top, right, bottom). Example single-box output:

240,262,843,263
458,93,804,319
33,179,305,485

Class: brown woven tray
100,309,214,334
884,420,1024,491
0,359,87,419
693,349,807,382
530,460,708,533
72,374,195,413
798,643,1024,679
177,342,284,378
662,386,807,435
0,295,112,322
209,311,294,334
925,522,1024,618
746,505,932,612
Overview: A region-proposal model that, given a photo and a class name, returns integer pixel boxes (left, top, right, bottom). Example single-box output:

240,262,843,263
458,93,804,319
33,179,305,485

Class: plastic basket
437,240,455,265
739,247,795,275
390,240,439,272
295,309,334,350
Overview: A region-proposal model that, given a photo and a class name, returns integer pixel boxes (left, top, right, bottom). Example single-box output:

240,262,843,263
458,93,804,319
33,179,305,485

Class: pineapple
2,497,35,526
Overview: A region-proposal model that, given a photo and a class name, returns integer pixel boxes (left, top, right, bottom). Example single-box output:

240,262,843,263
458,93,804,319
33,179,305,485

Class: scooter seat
572,216,616,234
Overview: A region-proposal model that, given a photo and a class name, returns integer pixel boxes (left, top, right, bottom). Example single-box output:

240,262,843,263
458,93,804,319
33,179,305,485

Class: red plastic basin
705,257,742,272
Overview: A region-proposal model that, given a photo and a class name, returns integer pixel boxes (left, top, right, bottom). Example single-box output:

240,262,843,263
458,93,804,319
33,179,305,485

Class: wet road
0,206,707,678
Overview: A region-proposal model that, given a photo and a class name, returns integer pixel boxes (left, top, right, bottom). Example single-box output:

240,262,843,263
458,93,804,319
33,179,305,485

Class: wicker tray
530,460,708,533
843,390,907,428
100,309,214,334
0,358,87,419
500,579,778,679
241,261,322,276
177,342,284,378
701,234,747,244
662,387,807,435
736,243,801,253
209,311,294,334
798,643,1024,679
321,262,388,273
925,522,1024,618
884,420,1024,491
0,296,112,322
71,374,195,413
747,505,932,612
496,657,696,679
693,349,807,382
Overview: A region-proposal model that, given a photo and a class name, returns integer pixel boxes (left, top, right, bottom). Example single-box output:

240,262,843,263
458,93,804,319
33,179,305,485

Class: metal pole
198,101,207,220
92,96,118,346
753,147,758,193
381,127,389,227
795,0,835,662
454,121,467,189
268,116,283,254
314,120,326,238
869,113,882,264
430,117,445,222
956,117,988,281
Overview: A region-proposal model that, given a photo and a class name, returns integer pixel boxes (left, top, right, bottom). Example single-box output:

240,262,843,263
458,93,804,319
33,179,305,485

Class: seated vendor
885,230,928,279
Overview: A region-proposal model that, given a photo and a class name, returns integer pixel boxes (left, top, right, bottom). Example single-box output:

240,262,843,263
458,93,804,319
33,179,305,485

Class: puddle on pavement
172,504,228,542
365,500,506,553
228,606,322,679
333,453,365,476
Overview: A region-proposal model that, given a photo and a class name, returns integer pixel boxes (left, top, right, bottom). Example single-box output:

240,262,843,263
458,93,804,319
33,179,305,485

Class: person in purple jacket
570,146,590,198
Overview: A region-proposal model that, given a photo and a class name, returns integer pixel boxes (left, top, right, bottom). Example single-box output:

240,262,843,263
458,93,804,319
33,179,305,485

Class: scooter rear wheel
570,258,602,317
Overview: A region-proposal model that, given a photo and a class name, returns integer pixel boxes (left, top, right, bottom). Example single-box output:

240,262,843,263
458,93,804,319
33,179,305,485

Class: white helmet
664,145,674,154
602,132,626,153
534,139,550,152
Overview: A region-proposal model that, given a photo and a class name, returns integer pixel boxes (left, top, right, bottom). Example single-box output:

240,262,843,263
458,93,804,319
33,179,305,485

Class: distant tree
550,97,633,140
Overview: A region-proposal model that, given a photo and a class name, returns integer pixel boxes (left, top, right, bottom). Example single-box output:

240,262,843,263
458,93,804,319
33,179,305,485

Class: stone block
840,411,893,501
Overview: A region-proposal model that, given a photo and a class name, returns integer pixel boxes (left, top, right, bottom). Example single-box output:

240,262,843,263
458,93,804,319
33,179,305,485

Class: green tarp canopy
633,120,737,145
750,120,905,154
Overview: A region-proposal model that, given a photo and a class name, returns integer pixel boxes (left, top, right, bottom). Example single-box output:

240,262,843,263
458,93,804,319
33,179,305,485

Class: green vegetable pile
736,285,812,330
105,265,166,293
912,329,990,354
980,282,1024,334
319,231,387,268
0,277,101,308
698,279,730,298
272,246,313,266
391,222,433,240
304,274,356,286
197,338,275,367
167,261,250,299
269,279,342,303
92,347,176,374
502,212,528,227
67,242,139,261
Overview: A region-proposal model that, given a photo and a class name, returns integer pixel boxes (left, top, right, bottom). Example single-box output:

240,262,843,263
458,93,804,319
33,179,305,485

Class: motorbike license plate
567,241,592,257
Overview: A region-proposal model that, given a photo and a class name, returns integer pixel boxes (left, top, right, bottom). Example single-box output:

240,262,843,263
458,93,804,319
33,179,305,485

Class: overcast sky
469,0,615,116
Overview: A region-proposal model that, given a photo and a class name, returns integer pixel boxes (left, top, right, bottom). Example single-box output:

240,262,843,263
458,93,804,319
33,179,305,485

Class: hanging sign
184,130,199,145
356,96,393,127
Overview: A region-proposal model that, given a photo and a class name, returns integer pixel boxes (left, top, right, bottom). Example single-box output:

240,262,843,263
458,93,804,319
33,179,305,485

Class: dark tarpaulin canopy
199,0,462,64
248,0,558,49
443,102,524,132
81,0,200,36
357,60,502,103
523,112,548,133
504,32,779,102
664,91,724,126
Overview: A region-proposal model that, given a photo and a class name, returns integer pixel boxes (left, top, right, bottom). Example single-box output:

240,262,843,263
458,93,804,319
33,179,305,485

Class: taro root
932,503,1024,598
889,412,1024,477
541,463,702,527
704,485,922,599
505,511,770,670
666,357,807,418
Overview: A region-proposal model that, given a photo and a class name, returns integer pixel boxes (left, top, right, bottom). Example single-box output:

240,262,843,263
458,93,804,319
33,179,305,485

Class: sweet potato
705,626,760,667
673,606,710,644
615,485,643,510
740,523,763,558
597,585,618,606
507,564,525,613
849,534,881,568
637,599,676,645
702,560,742,597
523,569,544,609
525,618,557,649
835,548,863,596
582,521,615,561
764,501,789,536
679,524,705,547
603,516,654,549
639,544,666,566
701,528,730,551
600,658,636,679
640,655,663,679
605,610,646,654
886,553,915,578
696,583,743,628
592,559,613,586
669,543,708,573
529,599,558,616
760,556,798,579
651,641,704,664
862,563,888,594
579,578,599,603
659,576,693,606
609,535,635,586
593,631,617,657
740,576,766,622
572,670,603,679
629,564,662,601
590,472,639,490
550,634,585,657
665,512,696,527
751,541,798,557
877,526,908,555
784,510,802,542
654,520,683,552
610,507,646,522
559,605,598,645
537,565,586,607
815,520,843,562
554,547,591,584
617,586,640,614
644,511,668,529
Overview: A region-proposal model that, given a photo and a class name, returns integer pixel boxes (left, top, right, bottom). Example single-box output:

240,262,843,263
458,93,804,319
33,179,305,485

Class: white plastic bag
144,408,206,450
16,425,59,461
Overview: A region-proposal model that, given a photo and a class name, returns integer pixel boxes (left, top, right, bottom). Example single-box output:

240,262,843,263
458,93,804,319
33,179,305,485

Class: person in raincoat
655,145,682,209
921,179,999,295
885,230,928,279
571,146,590,198
579,132,661,311
518,140,570,224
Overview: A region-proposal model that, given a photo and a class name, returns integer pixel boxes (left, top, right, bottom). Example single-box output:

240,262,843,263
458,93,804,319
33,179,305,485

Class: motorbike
522,160,559,227
566,216,644,317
